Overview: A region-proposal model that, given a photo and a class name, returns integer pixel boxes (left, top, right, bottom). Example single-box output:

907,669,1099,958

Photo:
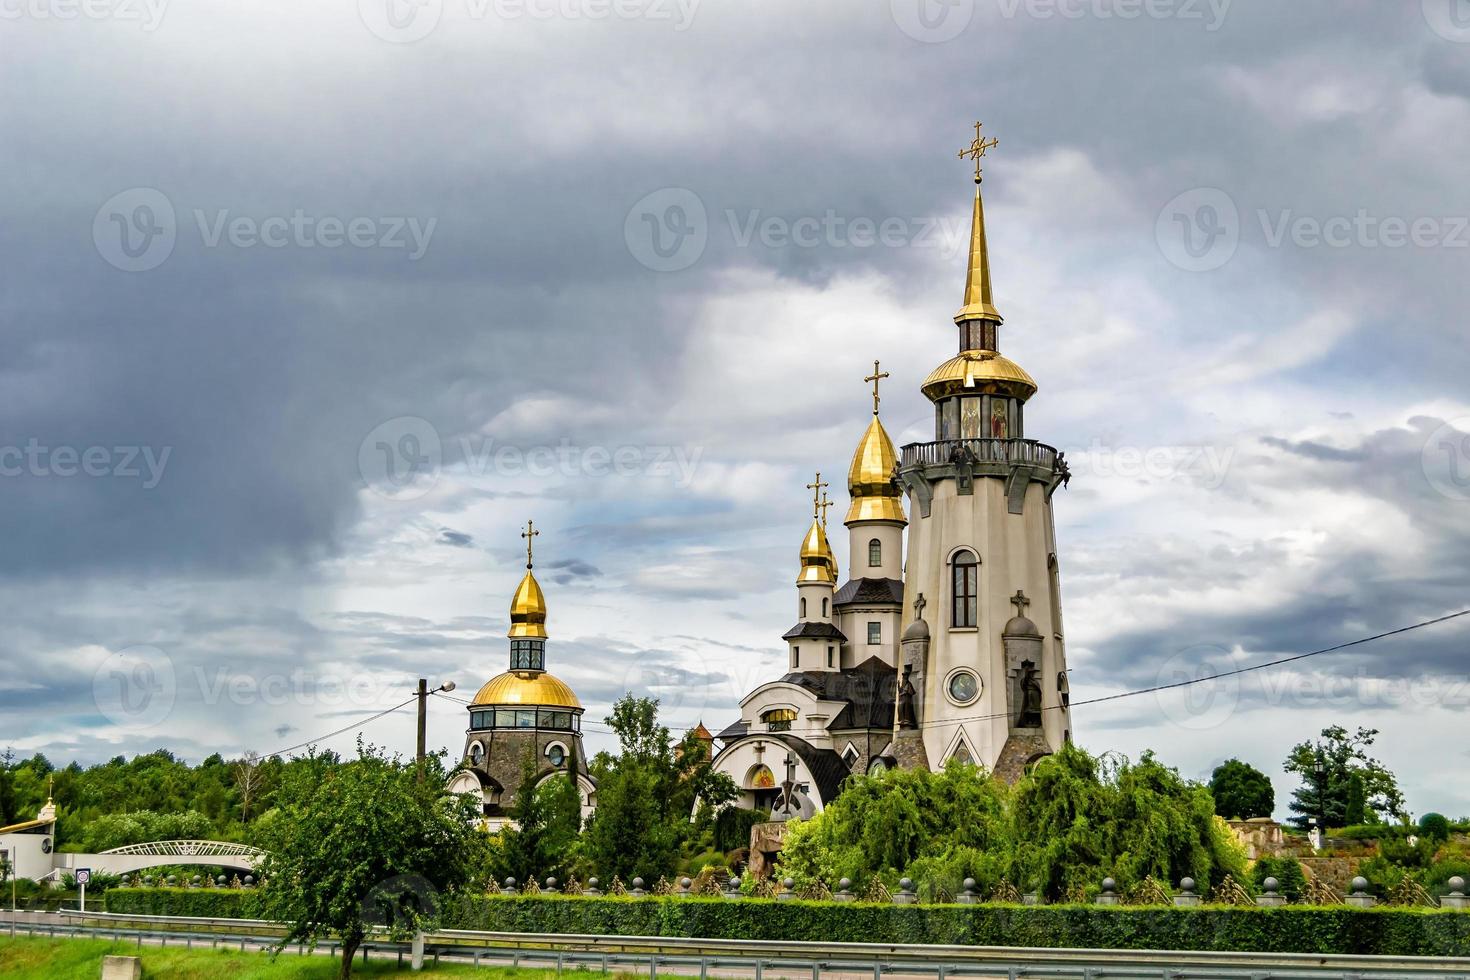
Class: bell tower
897,123,1073,781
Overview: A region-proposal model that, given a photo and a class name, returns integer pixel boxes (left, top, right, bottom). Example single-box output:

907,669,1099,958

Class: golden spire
954,121,1003,326
509,521,548,639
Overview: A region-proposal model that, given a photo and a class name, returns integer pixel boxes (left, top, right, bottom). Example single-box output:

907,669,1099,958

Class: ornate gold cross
521,520,540,568
805,472,829,520
958,120,999,183
864,359,890,416
818,491,833,528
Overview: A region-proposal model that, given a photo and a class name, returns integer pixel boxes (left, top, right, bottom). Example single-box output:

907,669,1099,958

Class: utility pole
413,677,456,782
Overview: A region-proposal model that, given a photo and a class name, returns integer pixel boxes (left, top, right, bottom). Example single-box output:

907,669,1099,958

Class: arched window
800,597,807,618
951,549,978,628
762,708,797,732
821,597,828,617
868,538,882,567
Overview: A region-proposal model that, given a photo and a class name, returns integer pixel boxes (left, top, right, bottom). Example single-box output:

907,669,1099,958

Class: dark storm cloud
437,528,475,548
4,2,1469,807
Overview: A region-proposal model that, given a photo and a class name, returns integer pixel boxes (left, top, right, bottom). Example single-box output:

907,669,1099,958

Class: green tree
1418,812,1451,842
777,761,1011,894
1344,773,1367,826
1284,726,1404,829
581,695,737,879
254,743,484,979
493,752,582,884
1208,759,1274,820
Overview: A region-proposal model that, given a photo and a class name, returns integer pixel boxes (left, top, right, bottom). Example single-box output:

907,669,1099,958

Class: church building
709,125,1075,816
447,523,597,830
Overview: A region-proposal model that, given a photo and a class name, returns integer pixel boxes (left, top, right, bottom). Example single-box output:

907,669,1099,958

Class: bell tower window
510,639,545,671
951,550,979,628
868,538,882,567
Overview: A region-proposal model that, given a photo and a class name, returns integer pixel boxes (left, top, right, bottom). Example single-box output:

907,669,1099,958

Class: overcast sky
3,0,1469,820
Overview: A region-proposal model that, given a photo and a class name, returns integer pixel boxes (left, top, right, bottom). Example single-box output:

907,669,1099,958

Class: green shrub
1420,813,1452,843
714,808,768,853
436,894,1470,955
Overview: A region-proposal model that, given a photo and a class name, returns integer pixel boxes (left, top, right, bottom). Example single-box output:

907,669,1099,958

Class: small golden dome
797,519,837,584
508,569,548,639
471,670,582,709
920,349,1037,403
845,416,906,526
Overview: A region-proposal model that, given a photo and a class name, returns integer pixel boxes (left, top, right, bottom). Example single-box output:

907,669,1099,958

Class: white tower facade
895,129,1073,781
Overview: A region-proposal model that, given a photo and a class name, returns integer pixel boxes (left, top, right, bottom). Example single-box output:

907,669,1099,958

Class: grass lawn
0,935,610,979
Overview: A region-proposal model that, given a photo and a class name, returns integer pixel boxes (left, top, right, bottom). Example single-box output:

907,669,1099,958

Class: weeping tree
1010,744,1247,900
776,761,1011,893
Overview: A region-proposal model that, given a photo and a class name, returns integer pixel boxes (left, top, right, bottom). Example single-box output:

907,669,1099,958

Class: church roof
780,621,846,641
715,719,748,741
471,670,582,709
758,733,852,805
777,656,895,731
833,576,904,607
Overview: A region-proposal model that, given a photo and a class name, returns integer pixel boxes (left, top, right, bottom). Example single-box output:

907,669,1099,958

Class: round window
469,743,484,766
947,670,981,705
547,745,566,767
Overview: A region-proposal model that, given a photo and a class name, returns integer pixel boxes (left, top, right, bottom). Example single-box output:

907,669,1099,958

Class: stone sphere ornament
1450,876,1466,894
1180,877,1196,893
1263,877,1279,893
1351,876,1369,894
1101,877,1117,893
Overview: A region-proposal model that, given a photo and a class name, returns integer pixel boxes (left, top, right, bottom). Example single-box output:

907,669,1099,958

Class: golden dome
920,349,1037,402
508,569,548,639
797,519,837,584
471,670,582,709
844,416,906,525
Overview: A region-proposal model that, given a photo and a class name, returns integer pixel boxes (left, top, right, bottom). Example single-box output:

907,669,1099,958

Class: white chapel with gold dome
709,124,1075,816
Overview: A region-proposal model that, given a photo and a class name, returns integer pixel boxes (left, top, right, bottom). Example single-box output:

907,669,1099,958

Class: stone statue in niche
897,665,918,730
1018,660,1043,728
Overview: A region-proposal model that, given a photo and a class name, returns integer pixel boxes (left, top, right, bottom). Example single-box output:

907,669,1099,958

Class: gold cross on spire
818,491,833,528
958,120,998,183
805,472,829,520
521,520,540,569
864,359,890,417
47,773,54,803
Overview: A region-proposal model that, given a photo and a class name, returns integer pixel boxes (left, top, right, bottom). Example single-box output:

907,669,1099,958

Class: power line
423,608,1470,740
918,607,1470,729
257,697,417,759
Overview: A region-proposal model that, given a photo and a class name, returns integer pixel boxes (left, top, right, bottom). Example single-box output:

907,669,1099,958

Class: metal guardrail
3,909,1467,980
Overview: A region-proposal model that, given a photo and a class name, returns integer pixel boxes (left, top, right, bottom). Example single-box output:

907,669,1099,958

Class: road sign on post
76,868,91,913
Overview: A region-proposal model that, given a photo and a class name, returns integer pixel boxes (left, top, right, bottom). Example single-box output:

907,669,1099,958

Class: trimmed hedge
439,895,1470,955
103,890,1470,956
106,887,260,918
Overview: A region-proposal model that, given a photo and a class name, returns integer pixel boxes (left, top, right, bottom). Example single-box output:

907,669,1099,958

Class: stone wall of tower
899,477,1071,774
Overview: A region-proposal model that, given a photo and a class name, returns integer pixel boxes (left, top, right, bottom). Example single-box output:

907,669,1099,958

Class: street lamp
1313,756,1326,836
415,678,457,774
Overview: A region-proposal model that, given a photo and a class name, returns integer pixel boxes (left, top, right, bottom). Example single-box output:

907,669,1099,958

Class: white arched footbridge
55,840,266,877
